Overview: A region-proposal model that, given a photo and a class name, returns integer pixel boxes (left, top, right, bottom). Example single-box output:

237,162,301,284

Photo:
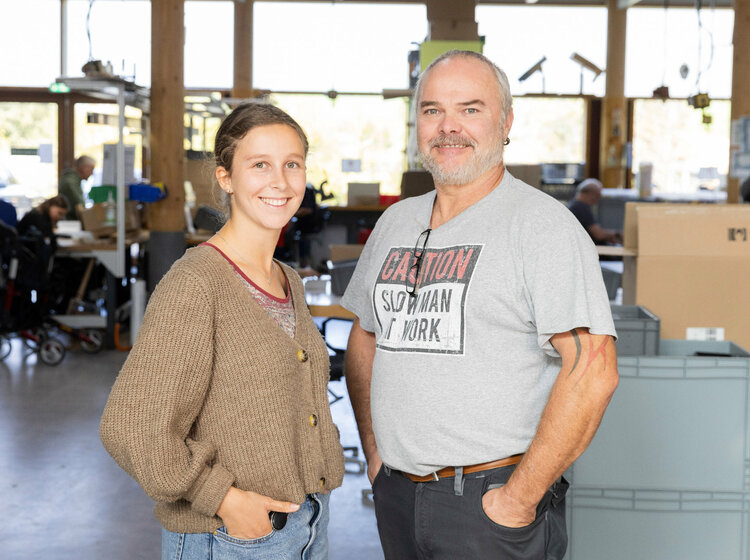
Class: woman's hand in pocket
217,487,299,539
482,485,537,528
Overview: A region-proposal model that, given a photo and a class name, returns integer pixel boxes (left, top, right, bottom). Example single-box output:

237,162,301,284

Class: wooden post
728,0,750,203
148,0,186,288
233,0,253,99
425,0,478,41
150,0,185,232
600,0,627,189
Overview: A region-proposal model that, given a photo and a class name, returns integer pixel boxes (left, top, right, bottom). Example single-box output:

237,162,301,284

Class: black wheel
80,329,104,354
0,335,11,360
39,338,66,366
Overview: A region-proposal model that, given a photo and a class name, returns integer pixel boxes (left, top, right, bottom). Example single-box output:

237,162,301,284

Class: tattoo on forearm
568,329,582,376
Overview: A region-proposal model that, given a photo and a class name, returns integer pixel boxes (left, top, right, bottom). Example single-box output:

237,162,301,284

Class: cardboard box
426,0,474,20
329,244,365,261
80,201,140,238
428,20,479,41
633,204,750,349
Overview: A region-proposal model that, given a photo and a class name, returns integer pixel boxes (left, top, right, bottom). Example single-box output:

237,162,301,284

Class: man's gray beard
419,142,505,186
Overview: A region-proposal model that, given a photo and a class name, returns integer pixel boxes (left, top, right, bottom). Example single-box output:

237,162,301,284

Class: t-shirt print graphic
372,244,482,354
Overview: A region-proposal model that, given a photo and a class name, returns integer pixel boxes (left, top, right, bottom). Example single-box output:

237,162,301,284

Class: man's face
78,163,95,180
416,56,512,187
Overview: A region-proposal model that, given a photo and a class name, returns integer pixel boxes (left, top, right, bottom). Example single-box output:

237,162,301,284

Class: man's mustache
429,134,477,149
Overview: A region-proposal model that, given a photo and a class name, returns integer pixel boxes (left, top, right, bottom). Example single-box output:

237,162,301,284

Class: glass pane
626,7,733,99
65,0,151,86
271,94,409,203
0,102,59,219
0,1,60,86
477,6,607,97
254,3,427,92
74,103,144,195
185,113,223,153
505,97,586,165
185,1,233,89
632,99,731,194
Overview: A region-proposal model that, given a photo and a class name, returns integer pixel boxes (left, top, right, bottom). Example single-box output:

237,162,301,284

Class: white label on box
341,159,362,173
686,327,725,341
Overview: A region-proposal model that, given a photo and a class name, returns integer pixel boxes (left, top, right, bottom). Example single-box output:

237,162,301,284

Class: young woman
100,103,345,560
16,195,69,248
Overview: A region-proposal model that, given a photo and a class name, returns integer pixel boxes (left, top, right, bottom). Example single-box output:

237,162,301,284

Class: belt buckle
431,471,439,482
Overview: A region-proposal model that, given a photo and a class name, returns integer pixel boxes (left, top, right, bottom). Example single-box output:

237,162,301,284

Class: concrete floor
0,326,384,560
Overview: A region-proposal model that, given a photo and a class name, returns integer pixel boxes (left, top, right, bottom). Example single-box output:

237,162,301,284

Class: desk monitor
347,182,380,206
399,170,434,200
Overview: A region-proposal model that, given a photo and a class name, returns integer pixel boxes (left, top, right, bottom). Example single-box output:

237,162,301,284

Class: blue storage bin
129,183,166,202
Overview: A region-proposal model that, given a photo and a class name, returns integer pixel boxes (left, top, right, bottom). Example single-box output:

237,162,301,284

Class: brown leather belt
401,454,524,483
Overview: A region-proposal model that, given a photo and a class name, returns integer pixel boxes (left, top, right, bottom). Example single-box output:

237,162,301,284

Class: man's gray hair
576,178,603,195
75,155,95,168
414,50,513,121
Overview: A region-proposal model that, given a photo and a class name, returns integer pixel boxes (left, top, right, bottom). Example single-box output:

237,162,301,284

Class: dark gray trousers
372,464,568,560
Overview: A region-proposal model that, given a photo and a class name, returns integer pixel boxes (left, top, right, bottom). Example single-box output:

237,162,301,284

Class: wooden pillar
150,0,185,231
148,0,186,288
599,0,627,189
233,0,253,99
728,0,750,203
59,97,74,175
425,0,478,41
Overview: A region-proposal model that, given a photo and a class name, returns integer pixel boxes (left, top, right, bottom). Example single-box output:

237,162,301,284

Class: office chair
319,317,366,476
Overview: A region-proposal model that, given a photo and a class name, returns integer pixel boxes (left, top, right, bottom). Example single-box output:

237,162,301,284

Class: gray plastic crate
566,489,750,560
564,352,750,559
571,353,750,492
610,304,660,356
658,339,750,357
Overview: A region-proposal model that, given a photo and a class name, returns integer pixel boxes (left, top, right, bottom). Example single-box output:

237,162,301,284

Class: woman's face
49,205,67,224
217,124,307,233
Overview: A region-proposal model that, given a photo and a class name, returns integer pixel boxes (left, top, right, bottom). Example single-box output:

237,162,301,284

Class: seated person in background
741,176,750,204
0,198,17,228
567,178,622,244
58,155,96,220
17,195,69,251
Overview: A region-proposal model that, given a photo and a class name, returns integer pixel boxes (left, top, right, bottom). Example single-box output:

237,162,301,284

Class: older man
58,155,95,220
341,50,619,559
567,178,622,244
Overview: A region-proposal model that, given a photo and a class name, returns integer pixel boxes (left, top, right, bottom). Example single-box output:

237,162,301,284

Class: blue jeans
161,493,330,560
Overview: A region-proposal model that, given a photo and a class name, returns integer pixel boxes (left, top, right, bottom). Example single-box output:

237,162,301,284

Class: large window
65,0,151,85
477,6,608,97
74,103,144,193
505,97,587,165
254,3,424,202
632,99,731,194
272,94,409,203
0,1,60,87
626,7,733,99
185,1,234,89
0,102,59,217
254,2,427,93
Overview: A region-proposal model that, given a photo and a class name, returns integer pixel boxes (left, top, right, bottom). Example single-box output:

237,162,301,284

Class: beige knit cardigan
100,245,345,533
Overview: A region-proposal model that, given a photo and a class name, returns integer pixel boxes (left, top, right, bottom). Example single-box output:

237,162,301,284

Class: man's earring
503,137,510,146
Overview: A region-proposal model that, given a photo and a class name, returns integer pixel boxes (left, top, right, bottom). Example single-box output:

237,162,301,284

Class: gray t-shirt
341,171,616,475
